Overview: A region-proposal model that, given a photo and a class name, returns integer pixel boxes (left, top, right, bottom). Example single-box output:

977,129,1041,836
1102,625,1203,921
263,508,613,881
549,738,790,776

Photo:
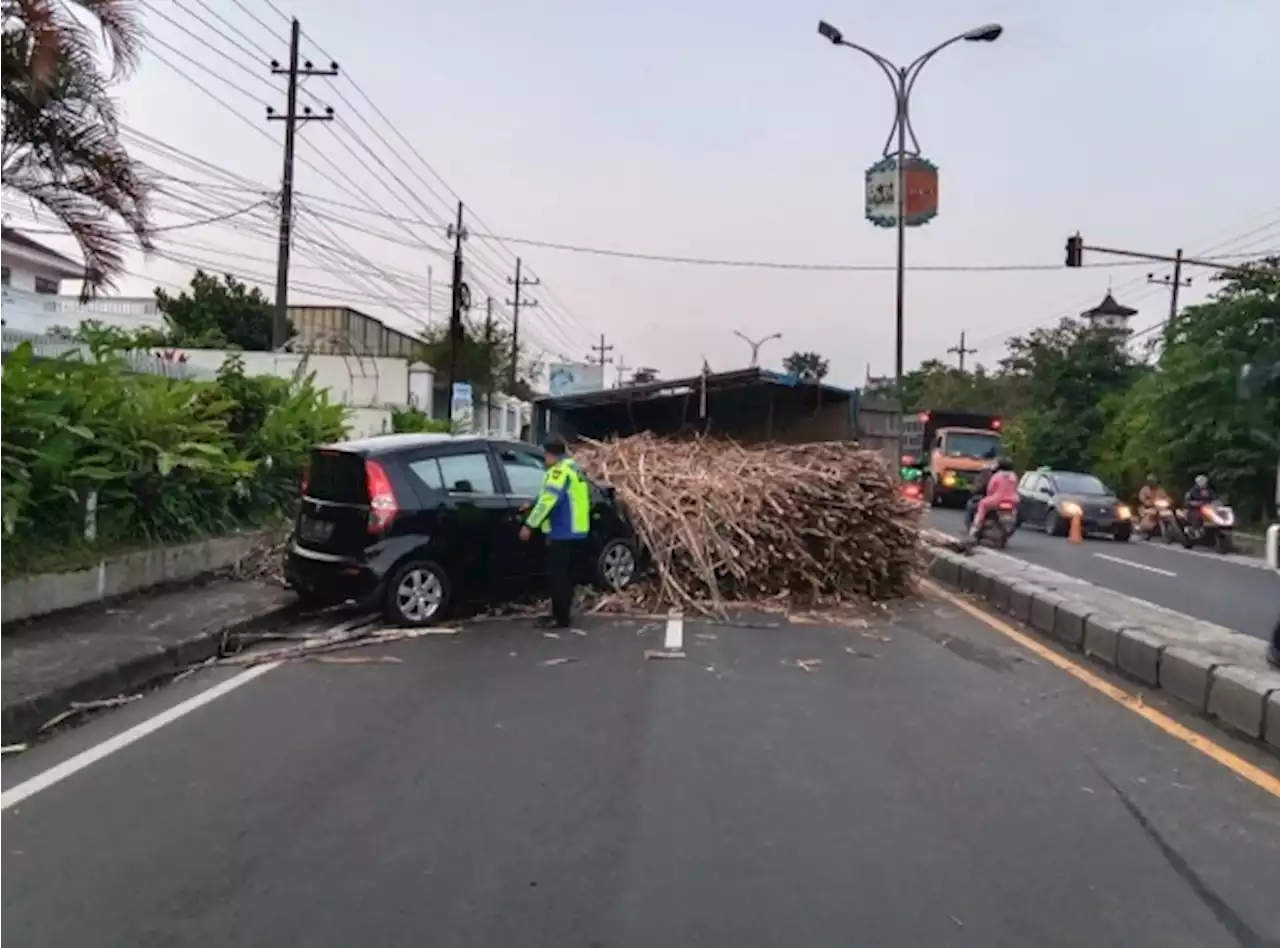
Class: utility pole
505,256,539,391
482,296,494,425
267,18,337,350
733,330,781,368
947,330,977,372
588,334,614,369
444,201,468,423
1146,248,1191,330
613,357,629,388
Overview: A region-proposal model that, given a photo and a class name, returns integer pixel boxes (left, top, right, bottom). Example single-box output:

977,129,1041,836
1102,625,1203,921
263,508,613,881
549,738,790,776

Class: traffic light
1065,234,1084,268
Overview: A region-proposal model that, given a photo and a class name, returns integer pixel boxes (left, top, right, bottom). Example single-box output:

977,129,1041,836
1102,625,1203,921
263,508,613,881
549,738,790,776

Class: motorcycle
1138,497,1178,542
1177,501,1236,554
974,501,1019,550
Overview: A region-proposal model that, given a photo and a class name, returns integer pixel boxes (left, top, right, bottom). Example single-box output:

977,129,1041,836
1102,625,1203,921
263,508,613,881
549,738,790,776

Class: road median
923,542,1280,754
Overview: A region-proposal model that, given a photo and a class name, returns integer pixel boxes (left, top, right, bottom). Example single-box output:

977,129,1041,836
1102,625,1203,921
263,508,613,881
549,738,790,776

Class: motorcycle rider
1184,474,1216,528
1137,473,1170,532
964,459,998,531
970,456,1020,539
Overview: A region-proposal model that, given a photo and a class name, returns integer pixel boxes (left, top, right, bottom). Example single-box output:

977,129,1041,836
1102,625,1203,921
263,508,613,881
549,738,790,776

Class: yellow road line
920,579,1280,799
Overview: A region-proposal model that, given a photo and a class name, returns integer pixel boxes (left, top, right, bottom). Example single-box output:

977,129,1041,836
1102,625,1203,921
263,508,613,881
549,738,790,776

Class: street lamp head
817,20,843,45
962,23,1003,42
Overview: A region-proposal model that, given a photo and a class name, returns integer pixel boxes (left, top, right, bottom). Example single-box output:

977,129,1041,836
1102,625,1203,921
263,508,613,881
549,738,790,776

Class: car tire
596,537,639,590
383,559,452,627
1045,510,1066,537
1113,526,1132,542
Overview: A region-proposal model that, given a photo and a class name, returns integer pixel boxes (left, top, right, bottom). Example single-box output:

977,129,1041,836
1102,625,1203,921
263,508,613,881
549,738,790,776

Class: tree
1,0,151,294
630,367,659,385
865,359,1017,414
998,319,1142,473
1102,258,1279,519
154,270,283,350
782,351,829,382
414,317,542,402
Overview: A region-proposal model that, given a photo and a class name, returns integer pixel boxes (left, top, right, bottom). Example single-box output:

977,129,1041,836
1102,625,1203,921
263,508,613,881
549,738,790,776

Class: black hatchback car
284,434,641,625
1016,469,1133,541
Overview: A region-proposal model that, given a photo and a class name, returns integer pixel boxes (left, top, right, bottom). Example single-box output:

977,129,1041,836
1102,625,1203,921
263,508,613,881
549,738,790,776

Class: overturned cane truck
902,410,1004,507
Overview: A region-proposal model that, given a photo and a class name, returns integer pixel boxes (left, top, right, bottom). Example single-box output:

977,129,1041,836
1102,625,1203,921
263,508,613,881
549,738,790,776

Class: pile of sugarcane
574,434,922,614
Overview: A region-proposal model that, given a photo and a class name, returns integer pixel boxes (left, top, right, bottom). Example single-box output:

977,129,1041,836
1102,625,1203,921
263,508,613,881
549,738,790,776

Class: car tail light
992,418,1002,430
365,459,398,534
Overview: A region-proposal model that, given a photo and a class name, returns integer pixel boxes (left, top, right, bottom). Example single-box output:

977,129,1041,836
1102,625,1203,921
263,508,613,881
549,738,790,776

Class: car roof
318,433,492,457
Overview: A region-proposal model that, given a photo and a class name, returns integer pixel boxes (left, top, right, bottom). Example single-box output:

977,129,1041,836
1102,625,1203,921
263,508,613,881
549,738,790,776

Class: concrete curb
925,546,1280,754
1,602,300,746
1,527,287,624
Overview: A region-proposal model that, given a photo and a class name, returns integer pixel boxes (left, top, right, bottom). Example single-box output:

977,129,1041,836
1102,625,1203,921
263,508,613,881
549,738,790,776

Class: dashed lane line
1093,552,1177,577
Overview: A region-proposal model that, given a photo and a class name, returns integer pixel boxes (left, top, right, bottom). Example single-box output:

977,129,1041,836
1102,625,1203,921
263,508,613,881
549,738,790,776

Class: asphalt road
928,507,1280,641
4,603,1279,947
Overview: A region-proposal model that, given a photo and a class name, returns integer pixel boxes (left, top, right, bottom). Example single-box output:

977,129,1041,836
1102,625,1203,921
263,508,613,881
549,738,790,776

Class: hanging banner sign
864,156,939,228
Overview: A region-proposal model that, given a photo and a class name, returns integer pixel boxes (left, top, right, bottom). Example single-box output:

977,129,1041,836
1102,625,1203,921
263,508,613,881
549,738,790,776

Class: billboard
547,362,605,397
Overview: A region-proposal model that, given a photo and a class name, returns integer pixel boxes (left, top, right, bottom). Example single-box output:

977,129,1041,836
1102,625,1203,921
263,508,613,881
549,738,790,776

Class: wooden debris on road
219,624,458,667
538,657,578,667
38,694,142,733
575,434,921,619
309,655,403,665
786,658,823,673
644,649,687,660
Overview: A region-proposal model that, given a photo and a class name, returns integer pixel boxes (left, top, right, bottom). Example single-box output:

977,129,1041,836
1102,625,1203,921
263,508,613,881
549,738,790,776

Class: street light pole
817,20,1002,470
733,330,782,368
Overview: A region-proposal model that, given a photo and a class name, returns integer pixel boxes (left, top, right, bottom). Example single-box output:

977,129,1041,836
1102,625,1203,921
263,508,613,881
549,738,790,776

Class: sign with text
548,362,605,397
864,155,939,228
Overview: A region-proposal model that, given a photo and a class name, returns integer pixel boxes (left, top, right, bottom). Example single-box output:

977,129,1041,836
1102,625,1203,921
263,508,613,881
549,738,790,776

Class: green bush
391,407,451,434
1,344,347,573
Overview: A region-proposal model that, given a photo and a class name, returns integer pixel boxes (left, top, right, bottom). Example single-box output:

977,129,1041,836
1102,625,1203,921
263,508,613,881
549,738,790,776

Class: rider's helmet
1146,472,1158,485
996,456,1015,472
1195,474,1209,489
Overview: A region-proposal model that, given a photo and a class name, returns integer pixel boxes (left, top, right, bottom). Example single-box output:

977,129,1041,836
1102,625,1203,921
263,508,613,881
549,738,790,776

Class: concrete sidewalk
2,579,296,745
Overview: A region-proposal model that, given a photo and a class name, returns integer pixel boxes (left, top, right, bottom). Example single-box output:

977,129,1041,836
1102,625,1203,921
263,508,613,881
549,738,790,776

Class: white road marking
1,662,279,811
664,610,684,651
1093,552,1177,577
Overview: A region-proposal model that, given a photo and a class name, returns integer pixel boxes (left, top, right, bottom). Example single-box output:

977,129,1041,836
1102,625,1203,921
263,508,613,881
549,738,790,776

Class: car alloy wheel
387,561,450,626
598,539,637,590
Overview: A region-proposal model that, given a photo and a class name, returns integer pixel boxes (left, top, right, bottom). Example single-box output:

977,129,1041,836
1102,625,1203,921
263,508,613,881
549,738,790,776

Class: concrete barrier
1,528,283,623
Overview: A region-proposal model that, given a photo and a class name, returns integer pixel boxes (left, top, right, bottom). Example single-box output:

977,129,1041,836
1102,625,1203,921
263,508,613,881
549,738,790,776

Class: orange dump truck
901,410,1004,507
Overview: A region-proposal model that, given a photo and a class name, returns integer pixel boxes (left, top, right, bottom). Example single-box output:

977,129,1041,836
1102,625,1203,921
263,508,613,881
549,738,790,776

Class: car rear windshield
306,449,368,504
1053,473,1108,495
942,432,1001,459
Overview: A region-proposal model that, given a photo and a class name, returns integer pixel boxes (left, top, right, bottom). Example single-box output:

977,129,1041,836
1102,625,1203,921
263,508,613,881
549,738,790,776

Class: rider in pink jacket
970,457,1020,536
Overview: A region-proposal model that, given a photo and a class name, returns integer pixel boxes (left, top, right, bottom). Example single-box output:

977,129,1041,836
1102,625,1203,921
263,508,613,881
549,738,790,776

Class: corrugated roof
535,366,855,410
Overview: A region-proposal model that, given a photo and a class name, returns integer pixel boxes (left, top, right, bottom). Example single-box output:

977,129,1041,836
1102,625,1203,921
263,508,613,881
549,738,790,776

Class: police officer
519,437,590,628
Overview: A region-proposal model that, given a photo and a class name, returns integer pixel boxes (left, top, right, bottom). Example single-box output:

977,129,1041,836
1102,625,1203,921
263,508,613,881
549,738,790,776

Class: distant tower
1080,291,1137,336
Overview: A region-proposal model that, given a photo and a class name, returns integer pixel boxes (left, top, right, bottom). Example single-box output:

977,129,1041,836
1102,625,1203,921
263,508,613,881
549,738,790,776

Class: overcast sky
10,0,1280,386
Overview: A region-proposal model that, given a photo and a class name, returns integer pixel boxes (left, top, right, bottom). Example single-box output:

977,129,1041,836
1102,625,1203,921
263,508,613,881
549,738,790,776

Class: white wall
163,348,410,408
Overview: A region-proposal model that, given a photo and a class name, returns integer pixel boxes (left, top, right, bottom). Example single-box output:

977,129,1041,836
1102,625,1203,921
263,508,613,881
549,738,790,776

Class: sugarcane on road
927,507,1280,641
4,599,1280,948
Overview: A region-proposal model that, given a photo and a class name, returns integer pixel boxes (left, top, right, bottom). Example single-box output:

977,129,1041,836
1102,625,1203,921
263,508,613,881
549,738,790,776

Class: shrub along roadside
1,345,348,575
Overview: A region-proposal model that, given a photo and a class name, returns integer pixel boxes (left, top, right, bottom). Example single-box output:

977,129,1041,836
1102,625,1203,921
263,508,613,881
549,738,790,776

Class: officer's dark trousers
546,540,578,628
